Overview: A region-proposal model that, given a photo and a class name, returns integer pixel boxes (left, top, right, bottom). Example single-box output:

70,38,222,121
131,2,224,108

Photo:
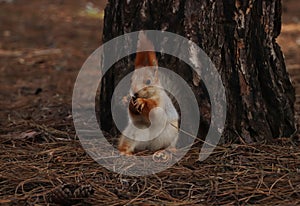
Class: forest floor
0,0,299,205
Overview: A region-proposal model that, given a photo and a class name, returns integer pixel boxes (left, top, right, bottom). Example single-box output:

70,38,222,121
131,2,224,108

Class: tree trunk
99,0,296,143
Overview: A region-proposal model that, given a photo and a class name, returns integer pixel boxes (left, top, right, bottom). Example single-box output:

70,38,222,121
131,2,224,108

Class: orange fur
135,51,158,68
118,139,132,155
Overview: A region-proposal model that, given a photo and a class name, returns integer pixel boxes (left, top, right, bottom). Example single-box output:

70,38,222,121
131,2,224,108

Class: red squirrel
118,31,179,155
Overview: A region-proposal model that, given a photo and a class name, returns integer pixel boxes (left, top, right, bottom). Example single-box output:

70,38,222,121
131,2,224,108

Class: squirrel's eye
145,79,151,85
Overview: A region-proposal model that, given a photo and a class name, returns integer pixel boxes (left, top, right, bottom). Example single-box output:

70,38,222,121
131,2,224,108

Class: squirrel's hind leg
118,135,135,155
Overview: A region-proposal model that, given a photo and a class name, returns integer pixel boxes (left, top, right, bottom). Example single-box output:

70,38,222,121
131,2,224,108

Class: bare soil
0,0,299,205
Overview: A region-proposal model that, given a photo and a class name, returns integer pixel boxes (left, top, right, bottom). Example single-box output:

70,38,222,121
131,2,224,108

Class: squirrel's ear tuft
135,31,158,69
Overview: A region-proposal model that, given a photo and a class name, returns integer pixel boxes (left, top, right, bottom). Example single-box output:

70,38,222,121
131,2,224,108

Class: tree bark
99,0,296,143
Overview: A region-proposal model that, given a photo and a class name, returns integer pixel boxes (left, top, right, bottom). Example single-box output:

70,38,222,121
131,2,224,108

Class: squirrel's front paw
133,98,145,113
